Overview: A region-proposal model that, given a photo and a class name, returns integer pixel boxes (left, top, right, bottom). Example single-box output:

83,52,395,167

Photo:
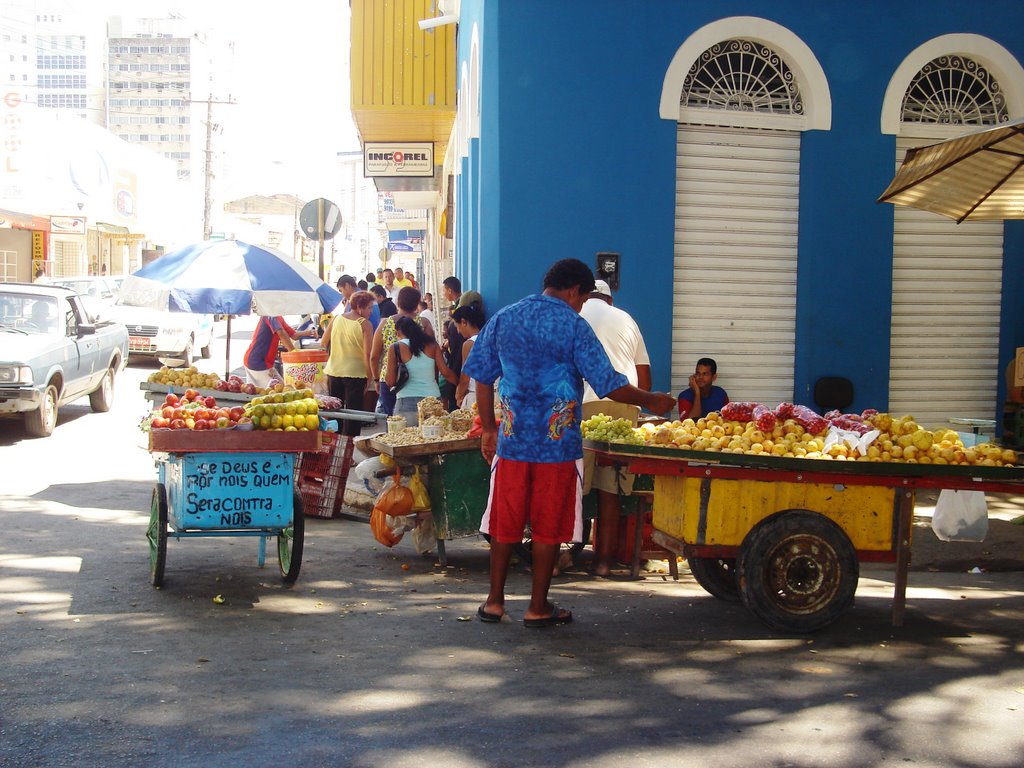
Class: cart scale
586,440,1024,633
147,430,319,588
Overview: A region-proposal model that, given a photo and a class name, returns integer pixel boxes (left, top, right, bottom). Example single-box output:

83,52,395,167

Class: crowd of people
242,258,728,628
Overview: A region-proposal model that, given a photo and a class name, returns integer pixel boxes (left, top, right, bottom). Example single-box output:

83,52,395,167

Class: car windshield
0,293,61,335
53,279,99,297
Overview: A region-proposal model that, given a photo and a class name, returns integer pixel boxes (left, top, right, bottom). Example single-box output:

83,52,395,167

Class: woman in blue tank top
386,315,457,425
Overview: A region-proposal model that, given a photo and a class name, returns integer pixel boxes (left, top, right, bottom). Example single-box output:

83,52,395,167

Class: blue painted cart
147,430,319,588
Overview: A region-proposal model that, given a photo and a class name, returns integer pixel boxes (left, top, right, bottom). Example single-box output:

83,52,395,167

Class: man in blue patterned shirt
464,259,675,628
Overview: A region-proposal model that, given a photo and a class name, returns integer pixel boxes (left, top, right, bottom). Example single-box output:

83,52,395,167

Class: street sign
299,198,342,241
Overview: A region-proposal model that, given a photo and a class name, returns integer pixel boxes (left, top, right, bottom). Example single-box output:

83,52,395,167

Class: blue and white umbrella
119,239,343,316
119,240,343,376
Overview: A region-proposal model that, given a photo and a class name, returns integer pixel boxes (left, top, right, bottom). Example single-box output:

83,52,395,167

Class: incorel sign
364,142,433,177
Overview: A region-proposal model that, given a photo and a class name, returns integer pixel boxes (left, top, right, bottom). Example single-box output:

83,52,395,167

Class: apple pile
213,374,260,395
149,390,252,431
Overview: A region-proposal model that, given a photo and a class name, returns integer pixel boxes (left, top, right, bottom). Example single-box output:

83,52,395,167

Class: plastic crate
294,432,355,518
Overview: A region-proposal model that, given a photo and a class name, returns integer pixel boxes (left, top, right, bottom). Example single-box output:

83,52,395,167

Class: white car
51,275,214,366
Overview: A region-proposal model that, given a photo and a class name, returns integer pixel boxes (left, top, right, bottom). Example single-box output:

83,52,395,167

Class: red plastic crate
294,432,355,518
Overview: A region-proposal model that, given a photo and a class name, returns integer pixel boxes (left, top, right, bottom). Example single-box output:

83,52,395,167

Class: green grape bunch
582,414,644,445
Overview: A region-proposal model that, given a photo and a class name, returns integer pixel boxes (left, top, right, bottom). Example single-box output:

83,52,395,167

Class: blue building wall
454,0,1024,413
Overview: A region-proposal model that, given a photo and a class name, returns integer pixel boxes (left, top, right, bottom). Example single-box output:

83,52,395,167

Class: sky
98,0,362,200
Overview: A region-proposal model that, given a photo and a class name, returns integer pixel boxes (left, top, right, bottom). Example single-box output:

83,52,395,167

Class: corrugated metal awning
879,118,1024,222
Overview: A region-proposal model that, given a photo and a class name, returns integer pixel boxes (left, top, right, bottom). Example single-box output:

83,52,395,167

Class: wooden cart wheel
687,557,739,601
148,484,168,588
278,491,305,585
737,510,858,633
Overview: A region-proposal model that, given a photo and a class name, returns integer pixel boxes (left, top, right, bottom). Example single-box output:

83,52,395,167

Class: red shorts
480,457,583,545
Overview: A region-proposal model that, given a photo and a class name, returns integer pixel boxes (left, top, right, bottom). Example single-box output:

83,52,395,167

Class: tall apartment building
105,16,208,184
1,2,104,123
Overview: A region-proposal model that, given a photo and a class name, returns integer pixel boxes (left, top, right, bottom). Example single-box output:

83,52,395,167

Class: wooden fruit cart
586,440,1024,632
147,429,320,588
370,436,487,567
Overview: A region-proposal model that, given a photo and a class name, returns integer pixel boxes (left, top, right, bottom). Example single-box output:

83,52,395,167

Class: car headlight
0,366,33,385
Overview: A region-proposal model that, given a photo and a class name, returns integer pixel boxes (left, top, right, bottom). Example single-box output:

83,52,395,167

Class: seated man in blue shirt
464,258,675,628
678,357,729,419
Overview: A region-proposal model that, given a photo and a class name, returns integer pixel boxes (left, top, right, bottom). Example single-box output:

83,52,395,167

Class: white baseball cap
592,279,612,297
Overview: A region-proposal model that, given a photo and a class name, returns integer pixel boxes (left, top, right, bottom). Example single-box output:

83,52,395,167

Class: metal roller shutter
888,137,1004,430
672,125,800,406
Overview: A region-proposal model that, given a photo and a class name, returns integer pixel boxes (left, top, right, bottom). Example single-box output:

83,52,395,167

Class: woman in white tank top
452,303,485,409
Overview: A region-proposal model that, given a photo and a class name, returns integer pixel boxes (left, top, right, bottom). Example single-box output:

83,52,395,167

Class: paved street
1,319,1023,767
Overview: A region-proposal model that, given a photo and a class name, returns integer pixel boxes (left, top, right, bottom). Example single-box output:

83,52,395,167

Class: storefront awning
0,207,48,230
95,222,130,235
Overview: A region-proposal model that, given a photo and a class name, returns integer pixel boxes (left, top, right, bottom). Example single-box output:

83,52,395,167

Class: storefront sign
50,216,86,235
364,142,434,177
31,231,44,261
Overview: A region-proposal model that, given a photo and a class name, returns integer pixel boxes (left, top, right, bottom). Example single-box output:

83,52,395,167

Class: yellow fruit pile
622,411,1016,467
244,388,319,431
146,365,221,390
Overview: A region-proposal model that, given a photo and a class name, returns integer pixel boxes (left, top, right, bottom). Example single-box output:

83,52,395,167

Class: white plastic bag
411,513,436,555
931,489,989,542
823,426,881,456
354,456,390,496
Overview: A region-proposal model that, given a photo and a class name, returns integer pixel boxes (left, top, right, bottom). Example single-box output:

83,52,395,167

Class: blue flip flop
524,606,573,628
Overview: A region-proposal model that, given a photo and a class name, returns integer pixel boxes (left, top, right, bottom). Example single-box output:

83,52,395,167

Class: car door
197,313,214,352
63,296,99,400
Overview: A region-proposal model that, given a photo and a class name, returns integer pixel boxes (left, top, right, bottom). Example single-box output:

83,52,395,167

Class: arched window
681,39,803,117
664,19,828,405
887,48,1013,427
901,54,1008,126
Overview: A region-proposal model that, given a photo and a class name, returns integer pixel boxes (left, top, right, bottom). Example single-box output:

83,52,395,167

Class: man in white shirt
580,280,652,577
381,268,401,301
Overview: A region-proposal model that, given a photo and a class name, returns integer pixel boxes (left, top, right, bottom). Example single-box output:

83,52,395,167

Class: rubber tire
89,366,114,412
278,491,305,585
687,557,740,601
148,484,168,588
737,511,858,633
24,383,58,438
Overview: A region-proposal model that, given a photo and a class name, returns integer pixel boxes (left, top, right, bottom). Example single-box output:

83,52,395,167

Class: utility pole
187,94,235,240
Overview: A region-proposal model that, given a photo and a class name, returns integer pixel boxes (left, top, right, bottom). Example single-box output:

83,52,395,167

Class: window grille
901,55,1008,125
0,250,16,281
681,38,803,115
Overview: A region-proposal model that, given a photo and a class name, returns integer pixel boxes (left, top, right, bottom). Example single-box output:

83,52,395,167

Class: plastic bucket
281,350,329,395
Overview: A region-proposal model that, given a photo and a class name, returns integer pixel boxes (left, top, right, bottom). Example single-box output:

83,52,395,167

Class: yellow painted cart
585,440,1024,632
